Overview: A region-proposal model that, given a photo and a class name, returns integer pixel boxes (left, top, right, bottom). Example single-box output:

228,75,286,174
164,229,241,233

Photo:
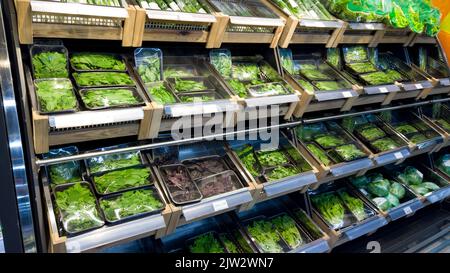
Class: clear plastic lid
134,48,163,83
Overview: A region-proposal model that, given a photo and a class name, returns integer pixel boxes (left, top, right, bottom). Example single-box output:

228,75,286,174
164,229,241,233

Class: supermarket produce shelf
14,0,135,46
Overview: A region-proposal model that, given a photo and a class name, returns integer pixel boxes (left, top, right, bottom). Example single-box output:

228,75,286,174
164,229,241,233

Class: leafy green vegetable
422,182,440,191
410,133,428,144
409,184,429,195
73,72,134,87
100,189,163,222
256,150,289,167
300,69,330,81
371,138,399,152
436,119,450,132
179,95,215,103
394,124,418,135
368,179,390,197
338,191,367,221
260,64,281,81
163,67,196,78
70,53,125,71
315,135,345,149
335,144,366,161
67,0,121,6
386,193,400,207
266,165,299,181
350,175,370,189
247,220,283,253
314,81,345,91
55,183,103,234
372,197,390,211
389,182,406,199
227,79,248,98
307,143,332,166
211,52,232,78
219,234,240,253
311,192,345,229
32,51,68,79
358,126,385,141
138,55,161,83
93,167,151,194
272,215,303,249
437,155,450,176
232,64,260,81
35,80,77,113
88,152,141,174
344,46,368,63
236,146,260,177
359,70,402,85
347,62,378,73
81,88,141,108
396,166,423,185
294,209,323,239
189,233,225,253
174,79,207,92
49,162,81,185
249,82,289,97
147,83,177,104
296,78,315,92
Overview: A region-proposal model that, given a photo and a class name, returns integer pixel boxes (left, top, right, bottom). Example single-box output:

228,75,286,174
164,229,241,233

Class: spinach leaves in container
100,187,164,223
35,79,78,113
79,87,144,109
70,53,126,71
311,192,346,230
73,72,134,87
43,146,82,185
31,46,69,79
54,182,104,235
92,166,152,195
146,83,177,104
86,151,143,175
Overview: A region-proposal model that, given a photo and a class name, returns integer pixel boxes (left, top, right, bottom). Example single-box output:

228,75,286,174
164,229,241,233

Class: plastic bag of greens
327,48,341,69
43,146,81,185
400,166,423,185
343,46,369,63
425,8,441,36
368,179,390,197
279,48,295,75
134,48,163,83
296,123,327,142
389,182,405,199
437,154,450,176
404,3,424,33
350,175,370,188
210,49,232,78
372,197,391,211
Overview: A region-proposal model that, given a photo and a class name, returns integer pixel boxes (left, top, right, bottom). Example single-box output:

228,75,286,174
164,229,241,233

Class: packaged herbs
210,49,232,78
359,71,397,85
80,88,143,109
358,126,386,141
173,79,207,92
147,83,177,104
248,82,289,97
32,50,68,79
394,124,418,135
70,53,125,71
314,81,345,91
135,48,162,83
371,138,399,152
300,69,330,81
35,79,78,113
271,214,303,249
311,192,345,230
87,152,142,174
335,144,366,161
232,64,260,81
100,188,164,222
179,95,215,103
93,167,152,195
343,46,368,63
73,72,134,87
256,150,289,167
314,135,345,149
55,183,104,234
266,165,299,181
307,143,332,166
247,219,283,253
189,233,225,254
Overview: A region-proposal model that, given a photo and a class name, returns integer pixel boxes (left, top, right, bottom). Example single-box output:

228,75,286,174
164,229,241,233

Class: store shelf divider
32,110,49,154
132,5,146,47
15,0,33,44
343,215,387,241
206,12,229,48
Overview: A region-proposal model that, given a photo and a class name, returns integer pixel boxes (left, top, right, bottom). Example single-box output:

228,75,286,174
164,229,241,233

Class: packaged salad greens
210,49,232,78
86,150,143,175
70,53,126,71
135,48,163,83
31,45,69,79
43,146,81,185
437,154,450,177
35,79,78,113
79,87,144,109
92,166,153,195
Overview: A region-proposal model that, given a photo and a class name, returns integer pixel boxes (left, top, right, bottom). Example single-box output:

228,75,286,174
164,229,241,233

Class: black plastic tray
70,52,127,73
159,164,203,205
34,78,79,115
77,86,145,110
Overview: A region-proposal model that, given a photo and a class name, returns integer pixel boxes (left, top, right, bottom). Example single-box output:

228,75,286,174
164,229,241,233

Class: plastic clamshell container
30,44,69,79
98,185,165,225
182,155,229,180
78,86,145,110
269,213,312,251
69,52,127,73
159,164,203,205
72,71,136,89
166,76,216,93
34,78,79,114
247,82,290,98
91,165,154,196
85,148,145,177
53,181,105,236
42,146,82,186
164,64,198,78
195,170,244,199
242,216,290,254
186,231,228,254
134,48,163,83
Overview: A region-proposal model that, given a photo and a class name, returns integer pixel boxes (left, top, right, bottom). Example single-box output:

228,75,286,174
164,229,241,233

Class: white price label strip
379,87,389,93
394,152,404,159
415,84,423,89
403,206,413,215
342,91,353,98
212,200,229,212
